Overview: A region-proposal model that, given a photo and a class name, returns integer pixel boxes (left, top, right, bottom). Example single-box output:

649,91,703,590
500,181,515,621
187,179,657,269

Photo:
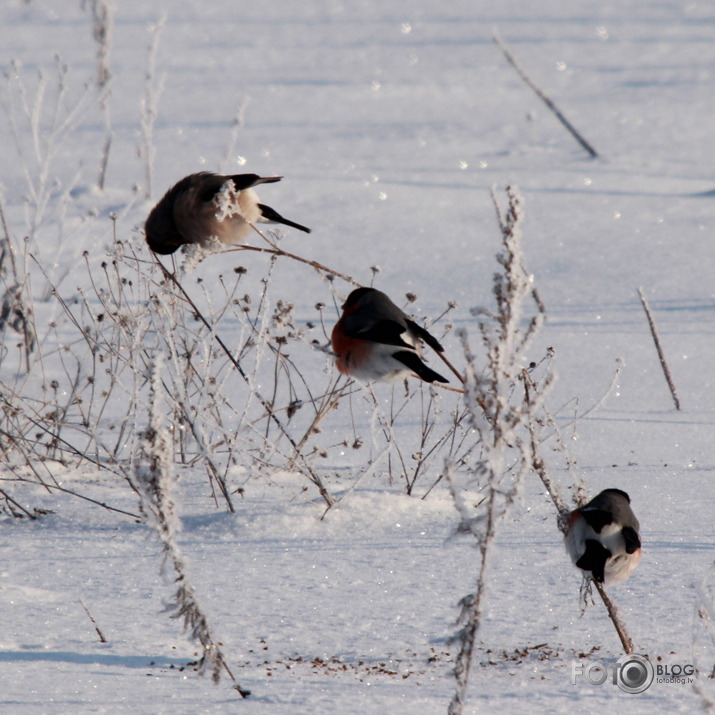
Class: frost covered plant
212,178,244,222
1,58,104,246
84,0,114,89
447,186,546,715
139,15,165,200
178,236,223,274
134,357,249,695
693,561,715,707
0,202,36,371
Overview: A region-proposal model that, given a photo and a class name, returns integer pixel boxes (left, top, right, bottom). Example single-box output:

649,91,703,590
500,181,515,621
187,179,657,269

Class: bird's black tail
405,318,444,353
257,203,311,233
575,539,611,583
394,350,448,383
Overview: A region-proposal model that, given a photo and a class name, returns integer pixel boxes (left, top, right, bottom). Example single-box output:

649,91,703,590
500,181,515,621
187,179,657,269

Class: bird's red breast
331,318,373,375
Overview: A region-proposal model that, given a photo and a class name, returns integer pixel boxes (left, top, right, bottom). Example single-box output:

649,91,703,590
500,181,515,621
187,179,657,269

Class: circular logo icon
615,654,654,694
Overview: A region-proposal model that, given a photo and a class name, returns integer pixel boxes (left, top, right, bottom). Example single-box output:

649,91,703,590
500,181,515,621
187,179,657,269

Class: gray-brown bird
145,172,311,255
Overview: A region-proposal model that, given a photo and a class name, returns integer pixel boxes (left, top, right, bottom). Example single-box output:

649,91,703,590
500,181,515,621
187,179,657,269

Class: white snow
1,0,714,712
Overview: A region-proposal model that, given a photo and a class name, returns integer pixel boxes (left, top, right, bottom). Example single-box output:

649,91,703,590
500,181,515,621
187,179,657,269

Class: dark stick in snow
493,30,600,159
638,287,681,411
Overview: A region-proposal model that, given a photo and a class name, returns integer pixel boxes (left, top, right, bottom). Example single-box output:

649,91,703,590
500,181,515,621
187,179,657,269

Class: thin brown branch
637,287,681,410
435,349,465,384
593,581,634,654
243,223,360,286
432,381,466,395
1,476,140,519
0,487,37,519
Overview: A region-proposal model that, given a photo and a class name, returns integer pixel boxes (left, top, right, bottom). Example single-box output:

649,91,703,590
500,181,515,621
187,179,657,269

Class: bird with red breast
564,488,642,586
331,287,449,385
145,172,311,255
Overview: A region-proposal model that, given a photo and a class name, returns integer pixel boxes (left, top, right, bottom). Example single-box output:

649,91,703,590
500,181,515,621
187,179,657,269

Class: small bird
565,488,641,586
145,172,311,255
331,287,449,384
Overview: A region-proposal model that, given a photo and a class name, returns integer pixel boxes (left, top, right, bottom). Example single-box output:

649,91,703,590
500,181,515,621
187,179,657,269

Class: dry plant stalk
0,200,36,372
637,287,681,410
85,0,114,88
0,487,37,519
447,186,545,715
134,357,249,697
245,222,360,286
493,31,599,159
139,15,165,200
1,58,101,244
79,598,108,643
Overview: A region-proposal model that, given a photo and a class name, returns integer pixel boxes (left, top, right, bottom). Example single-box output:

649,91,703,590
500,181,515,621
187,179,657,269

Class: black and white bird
331,287,449,384
145,172,311,255
565,488,642,586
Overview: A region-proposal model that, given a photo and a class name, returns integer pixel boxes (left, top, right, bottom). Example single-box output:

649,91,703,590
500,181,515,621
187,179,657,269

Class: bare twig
0,475,140,520
593,581,634,654
637,287,681,410
435,350,465,385
432,381,466,395
0,487,37,519
79,598,108,643
492,30,599,159
244,224,360,286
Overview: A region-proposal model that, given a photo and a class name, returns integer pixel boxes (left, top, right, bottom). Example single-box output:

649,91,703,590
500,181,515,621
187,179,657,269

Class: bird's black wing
195,173,276,202
227,173,276,191
342,317,412,348
579,508,614,534
622,526,641,554
405,318,444,353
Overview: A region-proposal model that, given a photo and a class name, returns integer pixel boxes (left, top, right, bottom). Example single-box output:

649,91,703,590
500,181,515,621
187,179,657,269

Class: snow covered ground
1,0,714,712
